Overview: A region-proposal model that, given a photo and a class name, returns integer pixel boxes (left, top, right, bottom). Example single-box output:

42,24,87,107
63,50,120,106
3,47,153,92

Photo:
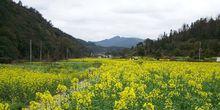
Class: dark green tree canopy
0,0,92,62
132,16,220,58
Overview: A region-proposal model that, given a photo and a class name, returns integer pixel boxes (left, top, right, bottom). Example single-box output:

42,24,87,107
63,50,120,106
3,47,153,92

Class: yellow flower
114,100,127,110
120,87,136,100
57,84,67,93
0,103,9,110
143,102,154,110
115,82,123,90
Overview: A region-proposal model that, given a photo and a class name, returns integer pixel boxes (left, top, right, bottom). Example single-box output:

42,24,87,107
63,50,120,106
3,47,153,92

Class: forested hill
133,16,220,58
0,0,91,62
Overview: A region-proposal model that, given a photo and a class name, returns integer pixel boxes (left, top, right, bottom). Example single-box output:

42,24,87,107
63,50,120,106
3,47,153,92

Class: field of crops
0,59,101,109
0,59,220,110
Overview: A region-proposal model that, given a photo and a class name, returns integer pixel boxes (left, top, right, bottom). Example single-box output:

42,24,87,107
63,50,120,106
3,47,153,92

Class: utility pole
30,40,32,63
66,48,69,59
40,41,42,61
0,46,4,57
199,41,202,61
47,51,50,60
147,43,150,55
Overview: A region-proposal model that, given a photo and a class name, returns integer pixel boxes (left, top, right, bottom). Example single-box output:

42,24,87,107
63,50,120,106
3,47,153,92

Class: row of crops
0,59,220,109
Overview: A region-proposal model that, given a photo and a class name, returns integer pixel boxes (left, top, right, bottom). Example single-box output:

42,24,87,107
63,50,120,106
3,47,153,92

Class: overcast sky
14,0,220,41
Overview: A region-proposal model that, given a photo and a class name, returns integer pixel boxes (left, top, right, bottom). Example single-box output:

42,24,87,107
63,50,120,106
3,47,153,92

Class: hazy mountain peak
112,36,121,38
94,36,144,48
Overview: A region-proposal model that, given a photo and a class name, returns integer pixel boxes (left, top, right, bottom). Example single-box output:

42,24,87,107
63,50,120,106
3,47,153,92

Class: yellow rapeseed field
0,59,220,110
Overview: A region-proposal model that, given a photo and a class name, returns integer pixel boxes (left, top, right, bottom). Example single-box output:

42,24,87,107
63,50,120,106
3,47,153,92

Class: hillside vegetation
133,17,220,58
0,0,90,62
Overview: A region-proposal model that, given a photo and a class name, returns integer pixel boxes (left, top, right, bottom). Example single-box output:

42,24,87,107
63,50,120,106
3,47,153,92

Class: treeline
0,0,91,62
132,16,220,59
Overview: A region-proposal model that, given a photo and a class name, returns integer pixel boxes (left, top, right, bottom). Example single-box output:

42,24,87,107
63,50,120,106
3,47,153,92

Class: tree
18,0,22,6
132,16,220,59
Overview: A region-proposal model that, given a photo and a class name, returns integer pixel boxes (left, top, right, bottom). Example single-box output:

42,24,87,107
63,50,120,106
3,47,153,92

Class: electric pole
66,48,69,59
30,40,32,63
47,51,50,60
0,46,4,57
40,41,42,61
199,41,202,61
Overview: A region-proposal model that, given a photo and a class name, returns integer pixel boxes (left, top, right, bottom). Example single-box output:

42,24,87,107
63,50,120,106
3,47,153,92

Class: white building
217,57,220,62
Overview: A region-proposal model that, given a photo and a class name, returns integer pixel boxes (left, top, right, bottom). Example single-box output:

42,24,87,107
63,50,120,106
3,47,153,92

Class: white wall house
217,57,220,62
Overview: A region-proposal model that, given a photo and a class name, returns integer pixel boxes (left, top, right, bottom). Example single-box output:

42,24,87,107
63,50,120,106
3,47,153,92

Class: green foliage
133,17,220,58
0,0,90,61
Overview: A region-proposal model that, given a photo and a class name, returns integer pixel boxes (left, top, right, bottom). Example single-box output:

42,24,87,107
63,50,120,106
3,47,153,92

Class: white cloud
13,0,220,41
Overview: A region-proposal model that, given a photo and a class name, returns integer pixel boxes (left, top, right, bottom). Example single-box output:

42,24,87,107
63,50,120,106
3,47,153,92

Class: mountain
94,36,144,48
77,39,126,55
132,17,220,58
0,0,91,62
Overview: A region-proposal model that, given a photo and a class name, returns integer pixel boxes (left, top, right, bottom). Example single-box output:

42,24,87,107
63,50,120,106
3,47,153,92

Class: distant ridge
94,36,144,48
